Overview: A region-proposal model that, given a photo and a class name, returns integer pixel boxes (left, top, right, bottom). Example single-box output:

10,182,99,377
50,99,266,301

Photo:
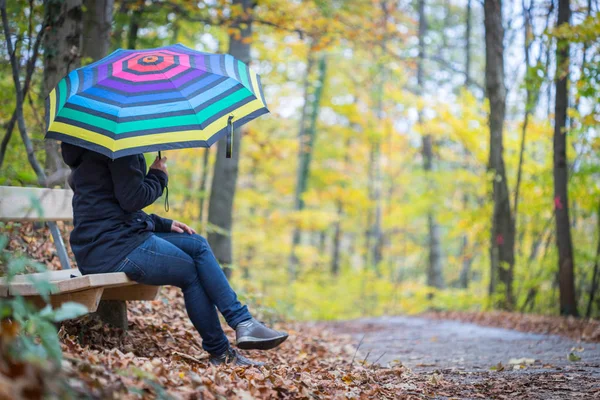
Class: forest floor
48,294,600,399
3,223,600,398
50,288,600,399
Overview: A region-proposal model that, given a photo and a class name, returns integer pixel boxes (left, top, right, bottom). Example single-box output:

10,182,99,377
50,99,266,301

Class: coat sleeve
150,214,173,233
109,155,168,213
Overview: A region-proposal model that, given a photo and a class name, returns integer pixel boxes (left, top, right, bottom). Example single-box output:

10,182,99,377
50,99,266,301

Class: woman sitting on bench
61,142,288,366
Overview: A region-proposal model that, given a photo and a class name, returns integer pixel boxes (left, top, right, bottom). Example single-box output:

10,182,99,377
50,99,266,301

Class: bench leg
94,300,128,330
48,221,71,270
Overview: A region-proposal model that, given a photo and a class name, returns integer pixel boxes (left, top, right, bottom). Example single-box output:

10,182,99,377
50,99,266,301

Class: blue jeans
114,233,252,355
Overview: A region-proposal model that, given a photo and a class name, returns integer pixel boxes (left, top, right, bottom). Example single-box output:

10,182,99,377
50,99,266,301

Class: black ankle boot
235,318,289,350
209,346,265,367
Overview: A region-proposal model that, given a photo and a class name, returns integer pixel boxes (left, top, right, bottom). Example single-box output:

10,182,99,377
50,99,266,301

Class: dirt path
325,316,600,399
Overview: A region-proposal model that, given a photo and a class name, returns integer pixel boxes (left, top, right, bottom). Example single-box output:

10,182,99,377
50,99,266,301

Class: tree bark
553,0,578,316
417,0,444,288
126,1,144,49
1,0,47,186
82,0,113,61
110,0,129,50
0,12,46,169
458,0,473,288
288,52,327,280
288,51,315,278
465,0,471,87
331,200,343,276
484,0,515,309
207,0,255,279
331,136,352,276
43,0,83,178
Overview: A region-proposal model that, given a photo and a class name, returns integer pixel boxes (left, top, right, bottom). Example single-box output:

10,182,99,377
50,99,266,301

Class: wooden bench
0,185,161,328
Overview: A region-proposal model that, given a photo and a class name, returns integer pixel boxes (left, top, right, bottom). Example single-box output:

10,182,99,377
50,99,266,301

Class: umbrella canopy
45,44,269,159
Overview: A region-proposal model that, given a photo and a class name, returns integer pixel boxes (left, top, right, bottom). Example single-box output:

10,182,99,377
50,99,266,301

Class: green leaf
0,235,8,252
36,319,62,363
51,302,88,322
0,301,11,319
26,275,56,303
568,352,581,362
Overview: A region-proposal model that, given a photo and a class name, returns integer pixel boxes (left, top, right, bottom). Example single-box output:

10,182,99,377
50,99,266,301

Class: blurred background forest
1,0,599,321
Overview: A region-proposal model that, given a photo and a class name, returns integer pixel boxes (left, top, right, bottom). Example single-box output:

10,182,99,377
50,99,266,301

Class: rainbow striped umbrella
45,44,268,159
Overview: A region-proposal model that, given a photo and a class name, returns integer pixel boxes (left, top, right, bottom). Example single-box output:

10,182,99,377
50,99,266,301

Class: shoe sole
236,334,289,350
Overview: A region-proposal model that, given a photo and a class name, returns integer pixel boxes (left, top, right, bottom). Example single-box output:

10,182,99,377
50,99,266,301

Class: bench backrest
0,186,73,222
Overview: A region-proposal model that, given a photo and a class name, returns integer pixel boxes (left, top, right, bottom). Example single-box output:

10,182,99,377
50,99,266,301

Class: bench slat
0,186,73,221
0,269,134,296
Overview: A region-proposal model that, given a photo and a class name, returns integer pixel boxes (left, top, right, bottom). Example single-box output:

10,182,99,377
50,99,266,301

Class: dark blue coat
62,143,172,274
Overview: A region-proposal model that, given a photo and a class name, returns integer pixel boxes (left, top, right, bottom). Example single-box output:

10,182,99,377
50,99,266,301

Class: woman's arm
109,155,168,212
149,214,173,232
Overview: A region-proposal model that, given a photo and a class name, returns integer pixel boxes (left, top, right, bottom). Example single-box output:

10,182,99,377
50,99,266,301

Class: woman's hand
171,220,196,234
150,156,168,175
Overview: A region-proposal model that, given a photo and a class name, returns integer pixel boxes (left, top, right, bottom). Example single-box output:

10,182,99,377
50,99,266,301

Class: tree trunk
0,10,46,169
126,1,144,49
1,0,47,186
484,0,515,309
458,0,472,288
288,53,327,280
417,0,444,288
331,201,343,276
82,0,113,62
553,0,577,317
331,135,352,276
465,0,471,87
207,0,255,279
110,0,129,50
43,0,83,179
458,235,474,288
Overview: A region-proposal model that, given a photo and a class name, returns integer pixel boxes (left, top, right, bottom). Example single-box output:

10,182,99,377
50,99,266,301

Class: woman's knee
191,233,208,247
189,234,210,255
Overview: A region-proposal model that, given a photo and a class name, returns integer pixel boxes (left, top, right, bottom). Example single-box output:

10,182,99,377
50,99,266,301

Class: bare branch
1,0,47,186
0,15,46,168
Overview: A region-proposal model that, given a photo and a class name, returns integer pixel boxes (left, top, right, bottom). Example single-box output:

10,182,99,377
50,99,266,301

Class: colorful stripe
45,44,269,159
47,99,267,153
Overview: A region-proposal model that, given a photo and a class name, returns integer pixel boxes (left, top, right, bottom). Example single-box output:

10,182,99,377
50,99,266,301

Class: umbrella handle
156,150,168,212
226,115,234,159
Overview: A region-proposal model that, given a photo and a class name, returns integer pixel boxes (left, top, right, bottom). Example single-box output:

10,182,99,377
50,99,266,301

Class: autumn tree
553,0,577,316
484,0,515,309
417,0,444,289
207,0,256,278
43,0,82,181
288,49,328,279
82,0,114,62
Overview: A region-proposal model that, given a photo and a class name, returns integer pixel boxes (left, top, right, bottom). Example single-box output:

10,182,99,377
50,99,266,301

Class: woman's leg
114,235,230,355
154,232,252,329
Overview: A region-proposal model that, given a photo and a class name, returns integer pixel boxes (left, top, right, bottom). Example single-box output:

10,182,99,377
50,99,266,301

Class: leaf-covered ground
3,222,600,398
3,288,596,399
54,287,414,399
